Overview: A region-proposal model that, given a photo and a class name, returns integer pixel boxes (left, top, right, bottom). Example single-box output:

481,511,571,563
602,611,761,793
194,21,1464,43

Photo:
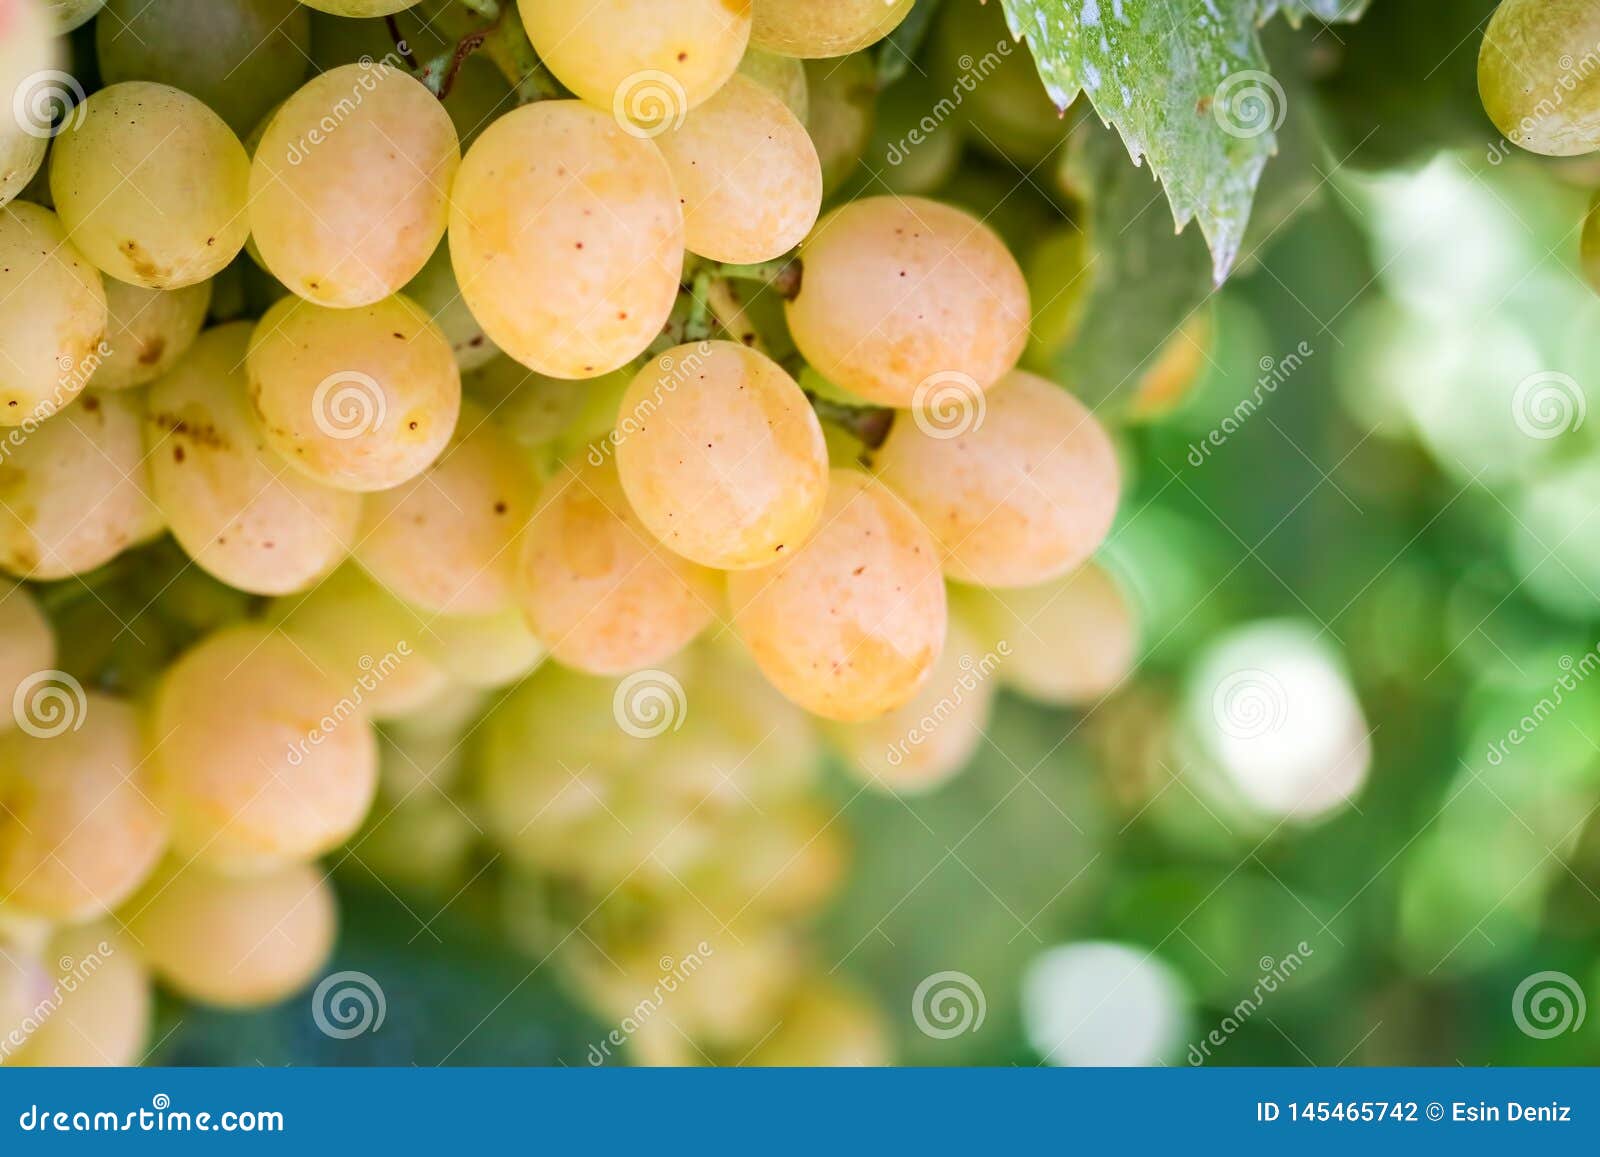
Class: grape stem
805,392,895,452
715,257,804,302
423,0,561,103
385,15,420,71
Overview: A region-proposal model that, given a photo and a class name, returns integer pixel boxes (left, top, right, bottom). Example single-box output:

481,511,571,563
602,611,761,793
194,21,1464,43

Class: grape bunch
0,0,1142,1067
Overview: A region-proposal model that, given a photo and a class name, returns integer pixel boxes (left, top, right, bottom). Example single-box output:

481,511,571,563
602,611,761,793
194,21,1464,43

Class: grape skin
728,469,947,722
93,277,213,391
50,83,251,290
0,116,47,209
151,625,380,875
0,584,53,734
1479,0,1600,156
0,202,108,425
738,47,809,121
517,0,750,126
0,391,163,581
0,695,167,923
655,75,822,264
515,457,720,676
418,607,547,690
447,101,684,379
786,196,1030,407
7,926,150,1067
145,323,362,596
752,0,915,58
126,861,336,1009
245,293,461,493
874,369,1121,589
249,62,460,308
49,0,109,32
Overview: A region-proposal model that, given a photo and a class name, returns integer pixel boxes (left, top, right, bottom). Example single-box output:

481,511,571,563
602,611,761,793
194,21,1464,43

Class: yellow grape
0,115,46,209
960,561,1139,706
0,202,107,425
93,276,212,391
615,341,828,569
145,324,360,595
745,979,891,1065
875,369,1120,588
416,608,546,689
0,391,162,581
48,0,107,32
515,457,720,676
0,583,53,733
249,62,459,307
655,74,821,263
298,0,419,14
403,240,499,372
268,565,452,720
738,46,808,121
50,83,250,289
0,695,166,922
752,0,914,58
126,861,336,1008
245,293,461,492
355,401,536,616
787,196,1030,406
152,624,380,874
6,926,150,1067
518,0,749,128
728,469,946,721
448,100,684,379
1479,0,1600,156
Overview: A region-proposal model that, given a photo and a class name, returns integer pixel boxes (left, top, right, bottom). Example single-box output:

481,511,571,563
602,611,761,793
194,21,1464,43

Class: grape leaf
998,0,1369,284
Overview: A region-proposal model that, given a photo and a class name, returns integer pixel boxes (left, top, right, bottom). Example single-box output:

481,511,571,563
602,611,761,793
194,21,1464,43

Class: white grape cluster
0,0,1141,1067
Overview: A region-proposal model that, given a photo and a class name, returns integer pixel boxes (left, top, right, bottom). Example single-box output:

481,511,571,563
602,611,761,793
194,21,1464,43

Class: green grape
448,100,684,379
685,802,847,920
752,0,913,58
47,0,106,31
802,53,876,193
0,113,46,208
614,341,828,569
0,202,107,425
930,0,1066,166
738,45,808,121
1581,191,1600,295
462,356,591,474
7,926,150,1068
514,456,720,676
1023,224,1096,370
866,71,963,195
1479,0,1600,156
375,703,474,801
145,323,362,595
517,0,749,129
126,861,336,1008
92,277,212,391
745,979,890,1066
0,391,163,580
403,240,499,372
417,607,546,689
786,196,1030,407
728,469,947,721
352,794,475,894
299,0,420,14
95,0,312,136
356,400,536,615
152,624,380,874
245,293,461,492
655,74,821,263
0,583,53,733
51,83,251,289
0,695,166,922
249,62,459,307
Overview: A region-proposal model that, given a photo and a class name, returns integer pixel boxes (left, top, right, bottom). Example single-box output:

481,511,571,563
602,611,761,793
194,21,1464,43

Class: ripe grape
786,196,1030,406
245,293,461,492
355,401,535,616
447,100,683,379
126,861,336,1008
738,46,809,121
959,561,1139,706
7,926,150,1067
145,323,362,595
874,369,1121,588
48,0,107,32
50,83,251,289
0,583,53,734
151,624,380,874
517,0,750,128
728,469,947,721
752,0,915,58
0,202,107,425
515,456,720,676
95,0,312,137
416,607,546,689
0,391,162,580
0,695,166,922
615,341,828,569
1479,0,1600,156
249,62,459,307
655,74,822,263
93,277,212,391
403,241,499,372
